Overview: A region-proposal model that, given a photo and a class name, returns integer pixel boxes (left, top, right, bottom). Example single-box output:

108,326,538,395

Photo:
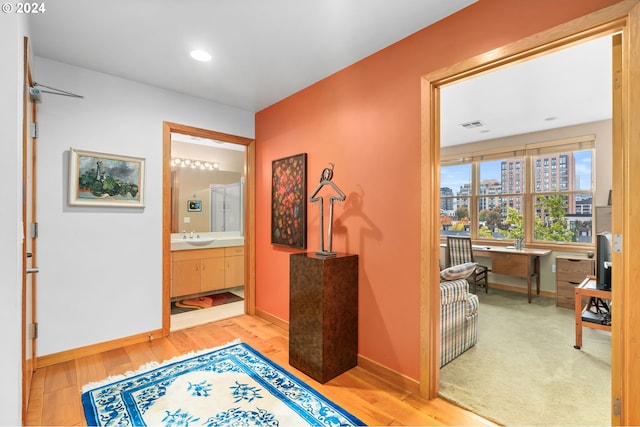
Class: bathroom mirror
171,133,246,234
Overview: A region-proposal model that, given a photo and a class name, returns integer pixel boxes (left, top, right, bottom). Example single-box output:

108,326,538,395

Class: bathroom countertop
170,233,244,251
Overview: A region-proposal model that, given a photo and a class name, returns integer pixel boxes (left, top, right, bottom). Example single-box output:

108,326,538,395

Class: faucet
190,230,194,239
182,229,187,240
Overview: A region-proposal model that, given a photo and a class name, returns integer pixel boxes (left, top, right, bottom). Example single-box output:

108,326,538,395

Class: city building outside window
440,137,595,246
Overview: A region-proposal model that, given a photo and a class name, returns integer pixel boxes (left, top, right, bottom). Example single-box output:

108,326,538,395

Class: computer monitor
596,232,612,290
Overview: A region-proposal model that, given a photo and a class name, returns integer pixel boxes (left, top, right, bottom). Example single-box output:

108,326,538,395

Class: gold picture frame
68,148,145,207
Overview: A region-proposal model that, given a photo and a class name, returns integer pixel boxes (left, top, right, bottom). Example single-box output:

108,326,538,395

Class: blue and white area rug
81,341,364,426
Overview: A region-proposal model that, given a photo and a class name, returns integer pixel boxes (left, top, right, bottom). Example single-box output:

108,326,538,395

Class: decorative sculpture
310,163,346,257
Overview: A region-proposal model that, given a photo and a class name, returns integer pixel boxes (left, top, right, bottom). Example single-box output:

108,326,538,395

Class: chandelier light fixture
171,157,220,170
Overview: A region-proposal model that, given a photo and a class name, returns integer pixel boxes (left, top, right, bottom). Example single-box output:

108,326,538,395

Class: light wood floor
25,314,498,426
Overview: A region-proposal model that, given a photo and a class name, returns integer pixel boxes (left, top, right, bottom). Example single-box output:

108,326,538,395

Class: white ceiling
27,1,612,146
441,35,612,146
28,0,475,112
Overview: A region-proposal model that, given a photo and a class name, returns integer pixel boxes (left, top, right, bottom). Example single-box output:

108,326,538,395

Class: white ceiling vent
460,120,486,129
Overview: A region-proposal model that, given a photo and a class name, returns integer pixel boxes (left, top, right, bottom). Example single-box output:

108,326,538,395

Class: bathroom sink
172,237,216,246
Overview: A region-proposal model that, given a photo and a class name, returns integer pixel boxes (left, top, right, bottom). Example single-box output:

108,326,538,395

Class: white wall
0,12,28,427
33,57,254,357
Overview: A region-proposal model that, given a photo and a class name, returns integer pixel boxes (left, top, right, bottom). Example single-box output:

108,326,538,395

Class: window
532,149,593,243
440,163,471,237
440,137,595,246
477,158,524,240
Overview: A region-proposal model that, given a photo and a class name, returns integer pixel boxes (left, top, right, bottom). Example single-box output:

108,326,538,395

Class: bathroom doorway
162,121,255,334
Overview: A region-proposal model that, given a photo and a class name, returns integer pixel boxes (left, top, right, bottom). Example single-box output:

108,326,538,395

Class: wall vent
460,120,486,129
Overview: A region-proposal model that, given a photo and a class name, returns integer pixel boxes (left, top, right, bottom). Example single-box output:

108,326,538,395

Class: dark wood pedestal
289,252,358,383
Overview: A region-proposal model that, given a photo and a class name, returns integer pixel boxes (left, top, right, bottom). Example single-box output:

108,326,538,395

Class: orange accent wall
255,0,621,380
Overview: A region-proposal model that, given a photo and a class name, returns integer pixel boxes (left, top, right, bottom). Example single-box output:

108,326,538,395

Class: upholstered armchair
440,278,479,367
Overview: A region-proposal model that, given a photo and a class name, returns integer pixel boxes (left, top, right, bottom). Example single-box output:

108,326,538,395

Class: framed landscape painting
271,153,307,248
69,148,146,207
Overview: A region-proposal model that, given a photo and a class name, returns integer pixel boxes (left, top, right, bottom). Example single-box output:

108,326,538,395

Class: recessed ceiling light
190,50,212,62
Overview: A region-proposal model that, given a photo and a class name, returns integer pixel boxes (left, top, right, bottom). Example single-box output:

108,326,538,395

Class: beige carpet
439,288,611,426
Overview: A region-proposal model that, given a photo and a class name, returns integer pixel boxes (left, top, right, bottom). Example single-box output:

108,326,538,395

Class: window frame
439,161,472,237
440,135,596,251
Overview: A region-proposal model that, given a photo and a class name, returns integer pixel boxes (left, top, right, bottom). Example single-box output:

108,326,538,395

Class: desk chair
446,236,490,294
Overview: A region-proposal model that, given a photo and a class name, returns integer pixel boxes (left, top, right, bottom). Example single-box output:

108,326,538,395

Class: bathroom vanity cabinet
171,245,245,298
171,248,225,297
224,246,244,288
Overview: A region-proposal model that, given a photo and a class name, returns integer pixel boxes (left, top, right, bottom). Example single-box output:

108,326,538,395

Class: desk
574,277,611,349
442,243,551,303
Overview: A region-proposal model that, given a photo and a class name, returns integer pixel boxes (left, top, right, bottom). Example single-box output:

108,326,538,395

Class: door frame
420,1,640,424
22,36,38,422
161,121,255,335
